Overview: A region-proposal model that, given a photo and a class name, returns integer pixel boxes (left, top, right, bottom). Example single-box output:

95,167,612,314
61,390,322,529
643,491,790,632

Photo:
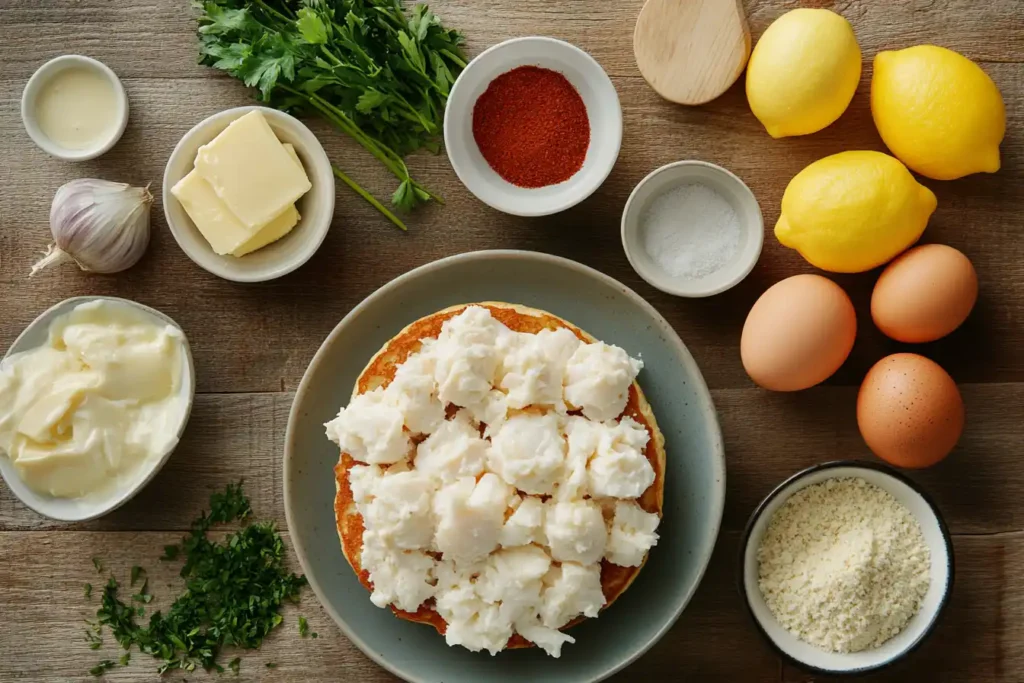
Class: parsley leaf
130,566,145,586
298,615,309,637
84,583,92,599
89,660,116,677
92,557,103,573
195,0,467,228
229,657,241,675
296,8,328,45
119,652,131,666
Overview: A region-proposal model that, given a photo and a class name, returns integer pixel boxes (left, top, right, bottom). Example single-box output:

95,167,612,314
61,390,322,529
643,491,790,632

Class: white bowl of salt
621,160,763,297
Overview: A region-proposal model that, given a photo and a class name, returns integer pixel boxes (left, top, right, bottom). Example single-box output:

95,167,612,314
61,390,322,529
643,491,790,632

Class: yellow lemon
872,45,1005,180
746,9,861,138
775,151,937,273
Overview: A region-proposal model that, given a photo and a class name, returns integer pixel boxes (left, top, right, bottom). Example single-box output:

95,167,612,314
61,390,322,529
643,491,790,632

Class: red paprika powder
472,66,590,188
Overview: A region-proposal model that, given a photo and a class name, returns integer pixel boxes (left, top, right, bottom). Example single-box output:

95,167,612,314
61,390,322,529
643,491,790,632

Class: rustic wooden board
0,0,1021,680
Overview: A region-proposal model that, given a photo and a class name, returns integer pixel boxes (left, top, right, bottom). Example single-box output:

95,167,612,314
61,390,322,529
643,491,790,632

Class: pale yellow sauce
34,66,118,150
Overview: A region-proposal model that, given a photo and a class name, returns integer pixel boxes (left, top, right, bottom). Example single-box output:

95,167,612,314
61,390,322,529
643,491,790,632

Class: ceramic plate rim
0,295,195,522
283,249,725,683
738,459,954,675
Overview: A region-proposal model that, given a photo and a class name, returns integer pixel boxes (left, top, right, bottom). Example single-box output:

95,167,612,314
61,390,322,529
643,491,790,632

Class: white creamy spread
499,328,580,410
544,499,607,565
564,342,644,422
605,501,662,567
325,306,661,657
587,416,655,499
325,388,411,464
488,412,565,495
413,410,488,483
0,301,187,499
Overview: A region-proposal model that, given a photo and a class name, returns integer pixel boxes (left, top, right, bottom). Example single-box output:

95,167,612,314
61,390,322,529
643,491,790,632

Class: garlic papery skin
31,179,153,276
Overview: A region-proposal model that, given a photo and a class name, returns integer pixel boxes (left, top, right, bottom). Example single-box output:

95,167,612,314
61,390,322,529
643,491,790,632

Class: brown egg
741,274,857,391
857,353,964,468
871,244,978,343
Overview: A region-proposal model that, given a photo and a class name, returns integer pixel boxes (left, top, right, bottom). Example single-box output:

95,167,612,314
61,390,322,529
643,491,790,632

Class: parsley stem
440,49,468,70
254,0,292,24
332,167,409,232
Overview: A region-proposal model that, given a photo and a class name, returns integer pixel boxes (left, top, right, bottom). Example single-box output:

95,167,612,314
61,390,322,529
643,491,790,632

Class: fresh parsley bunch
195,0,468,229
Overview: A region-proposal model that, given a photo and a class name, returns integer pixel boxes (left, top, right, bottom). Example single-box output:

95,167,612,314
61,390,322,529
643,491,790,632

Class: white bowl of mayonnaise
0,297,194,521
21,55,130,162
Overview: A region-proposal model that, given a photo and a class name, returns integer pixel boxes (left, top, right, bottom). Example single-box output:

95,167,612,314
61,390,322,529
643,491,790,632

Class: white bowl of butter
163,106,335,283
21,55,129,162
0,297,194,522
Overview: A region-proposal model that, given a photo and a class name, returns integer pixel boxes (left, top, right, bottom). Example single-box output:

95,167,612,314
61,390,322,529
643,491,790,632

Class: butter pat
171,143,303,257
171,170,256,255
231,143,303,256
194,110,310,229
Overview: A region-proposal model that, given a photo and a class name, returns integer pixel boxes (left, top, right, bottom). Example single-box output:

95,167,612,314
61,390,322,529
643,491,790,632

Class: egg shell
872,244,978,343
857,353,964,469
740,274,857,391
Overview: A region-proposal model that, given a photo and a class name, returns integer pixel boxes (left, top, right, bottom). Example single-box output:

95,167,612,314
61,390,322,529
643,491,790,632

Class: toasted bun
333,303,666,648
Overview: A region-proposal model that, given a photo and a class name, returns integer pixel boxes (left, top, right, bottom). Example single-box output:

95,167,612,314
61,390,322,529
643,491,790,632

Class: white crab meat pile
326,306,662,657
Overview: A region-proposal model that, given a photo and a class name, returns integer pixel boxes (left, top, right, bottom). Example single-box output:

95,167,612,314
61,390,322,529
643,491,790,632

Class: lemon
746,9,861,138
872,45,1005,180
775,151,937,273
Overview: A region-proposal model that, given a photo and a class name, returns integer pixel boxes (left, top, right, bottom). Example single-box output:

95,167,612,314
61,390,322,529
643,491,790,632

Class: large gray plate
284,250,725,682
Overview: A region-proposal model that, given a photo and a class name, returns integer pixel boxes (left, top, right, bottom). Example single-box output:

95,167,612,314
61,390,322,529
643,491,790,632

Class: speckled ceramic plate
283,250,725,683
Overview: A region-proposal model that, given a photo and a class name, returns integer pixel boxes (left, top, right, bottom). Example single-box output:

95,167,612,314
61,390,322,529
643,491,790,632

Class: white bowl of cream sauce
21,55,129,161
0,297,194,521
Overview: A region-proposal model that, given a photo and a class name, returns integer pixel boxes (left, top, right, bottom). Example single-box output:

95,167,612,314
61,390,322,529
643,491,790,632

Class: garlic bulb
31,179,153,276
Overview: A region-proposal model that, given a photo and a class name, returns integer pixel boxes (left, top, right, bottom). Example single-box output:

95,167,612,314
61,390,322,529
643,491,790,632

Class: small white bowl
740,461,954,675
21,55,129,161
444,36,622,217
622,160,763,297
0,296,195,522
162,106,335,283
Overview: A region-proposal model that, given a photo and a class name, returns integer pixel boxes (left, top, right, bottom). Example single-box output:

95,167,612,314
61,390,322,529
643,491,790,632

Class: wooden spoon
634,0,751,105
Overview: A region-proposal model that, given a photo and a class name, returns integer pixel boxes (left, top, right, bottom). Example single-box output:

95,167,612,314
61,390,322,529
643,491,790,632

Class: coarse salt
640,183,741,279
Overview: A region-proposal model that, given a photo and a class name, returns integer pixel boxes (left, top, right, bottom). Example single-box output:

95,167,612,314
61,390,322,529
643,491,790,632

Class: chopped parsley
89,660,116,677
89,482,306,675
228,657,241,675
92,557,103,573
298,615,309,637
84,583,92,599
130,565,145,586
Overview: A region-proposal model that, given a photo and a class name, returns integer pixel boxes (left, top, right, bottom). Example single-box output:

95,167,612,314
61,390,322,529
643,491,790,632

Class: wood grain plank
0,1,1021,84
0,529,779,682
2,385,1021,535
1,528,1018,682
0,64,1021,394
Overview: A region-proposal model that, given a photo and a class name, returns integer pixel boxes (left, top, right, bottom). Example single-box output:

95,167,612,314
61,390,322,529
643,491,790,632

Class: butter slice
231,144,303,256
194,110,311,230
171,170,258,255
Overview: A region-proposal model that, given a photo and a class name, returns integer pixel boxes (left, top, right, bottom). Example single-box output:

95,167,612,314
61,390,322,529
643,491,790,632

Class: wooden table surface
0,1,1021,681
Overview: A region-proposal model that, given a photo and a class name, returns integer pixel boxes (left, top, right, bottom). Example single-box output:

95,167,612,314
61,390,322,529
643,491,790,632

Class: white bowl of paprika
444,36,623,217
